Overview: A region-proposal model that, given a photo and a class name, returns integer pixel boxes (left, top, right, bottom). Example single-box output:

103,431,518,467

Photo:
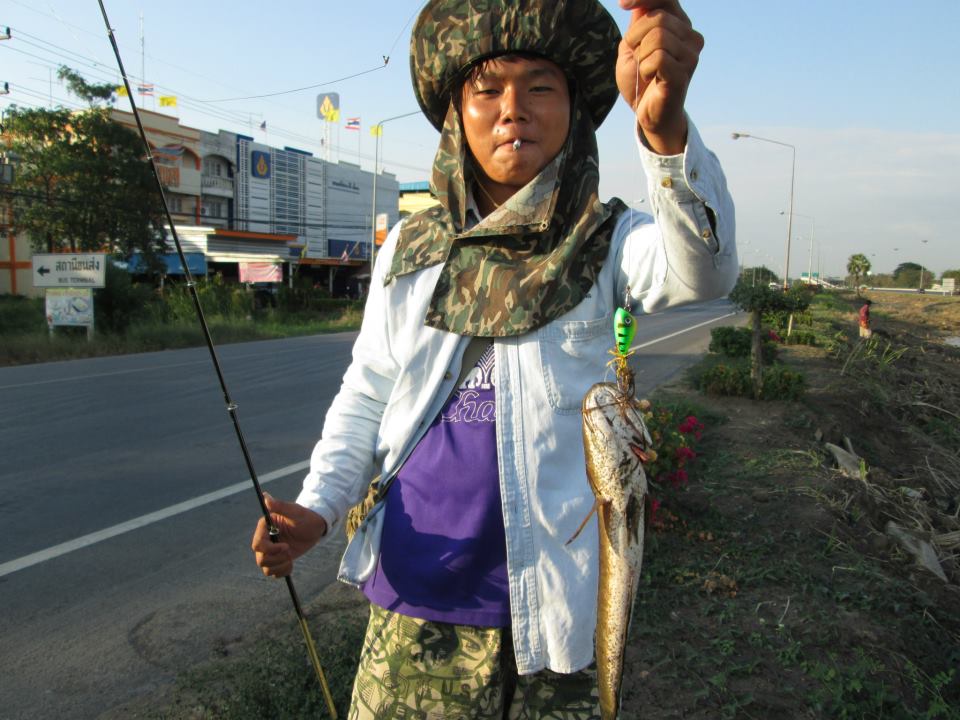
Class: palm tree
847,254,872,296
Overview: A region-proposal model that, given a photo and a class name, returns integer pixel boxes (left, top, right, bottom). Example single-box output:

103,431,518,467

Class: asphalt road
0,298,739,719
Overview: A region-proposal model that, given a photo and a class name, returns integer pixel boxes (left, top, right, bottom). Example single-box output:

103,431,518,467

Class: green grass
0,305,364,366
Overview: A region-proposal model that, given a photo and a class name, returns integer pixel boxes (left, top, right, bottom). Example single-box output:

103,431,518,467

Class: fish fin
565,500,599,546
630,442,650,463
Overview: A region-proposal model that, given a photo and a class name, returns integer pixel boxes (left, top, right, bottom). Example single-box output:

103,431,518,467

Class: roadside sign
45,288,94,328
32,253,106,288
317,93,340,122
375,213,388,246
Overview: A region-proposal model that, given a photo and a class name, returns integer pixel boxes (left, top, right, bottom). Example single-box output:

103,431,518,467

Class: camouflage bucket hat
410,0,622,131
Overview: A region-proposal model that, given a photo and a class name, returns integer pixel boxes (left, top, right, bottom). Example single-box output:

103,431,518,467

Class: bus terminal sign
32,253,106,288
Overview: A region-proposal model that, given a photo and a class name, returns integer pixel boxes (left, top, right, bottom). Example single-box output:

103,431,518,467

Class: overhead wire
2,31,432,176
1,5,424,264
196,63,390,103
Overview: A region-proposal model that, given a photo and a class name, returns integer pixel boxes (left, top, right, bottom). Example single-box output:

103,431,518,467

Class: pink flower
676,446,697,460
649,497,662,523
679,416,705,436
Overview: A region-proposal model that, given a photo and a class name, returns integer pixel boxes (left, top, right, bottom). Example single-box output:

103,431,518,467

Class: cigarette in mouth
512,139,522,151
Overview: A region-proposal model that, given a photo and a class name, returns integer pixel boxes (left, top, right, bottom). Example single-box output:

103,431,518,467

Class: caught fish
573,294,652,720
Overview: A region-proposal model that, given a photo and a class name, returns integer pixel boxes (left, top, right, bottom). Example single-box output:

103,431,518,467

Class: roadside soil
620,291,960,718
103,291,960,720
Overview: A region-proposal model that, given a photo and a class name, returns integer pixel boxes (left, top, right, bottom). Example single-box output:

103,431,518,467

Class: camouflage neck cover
387,97,626,337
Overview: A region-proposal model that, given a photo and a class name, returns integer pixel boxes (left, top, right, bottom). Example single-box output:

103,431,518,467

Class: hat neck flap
388,97,626,337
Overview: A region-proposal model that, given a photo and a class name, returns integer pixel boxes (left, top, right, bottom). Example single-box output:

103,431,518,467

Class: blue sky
3,0,959,278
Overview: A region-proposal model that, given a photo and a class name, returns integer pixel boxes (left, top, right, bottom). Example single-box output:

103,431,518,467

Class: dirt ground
619,291,960,719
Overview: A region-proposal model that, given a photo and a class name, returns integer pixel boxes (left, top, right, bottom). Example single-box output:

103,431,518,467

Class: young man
253,0,737,716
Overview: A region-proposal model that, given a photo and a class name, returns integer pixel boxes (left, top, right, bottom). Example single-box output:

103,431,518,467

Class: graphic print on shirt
441,344,496,424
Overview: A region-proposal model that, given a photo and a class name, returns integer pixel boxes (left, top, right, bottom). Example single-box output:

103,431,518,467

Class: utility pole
919,239,929,291
369,110,419,281
139,13,145,109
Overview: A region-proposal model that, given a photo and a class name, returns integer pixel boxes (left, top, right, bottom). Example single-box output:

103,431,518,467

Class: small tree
56,66,117,107
728,281,810,399
893,262,932,289
847,253,872,296
6,67,164,258
740,265,779,287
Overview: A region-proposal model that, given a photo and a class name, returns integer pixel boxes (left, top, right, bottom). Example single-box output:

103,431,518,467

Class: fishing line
95,1,338,716
385,2,424,59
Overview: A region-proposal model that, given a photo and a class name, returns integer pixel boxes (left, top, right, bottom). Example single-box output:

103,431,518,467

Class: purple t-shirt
363,345,511,627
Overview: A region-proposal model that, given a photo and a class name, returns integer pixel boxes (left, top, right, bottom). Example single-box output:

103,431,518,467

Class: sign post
45,288,95,339
32,253,106,340
32,253,106,288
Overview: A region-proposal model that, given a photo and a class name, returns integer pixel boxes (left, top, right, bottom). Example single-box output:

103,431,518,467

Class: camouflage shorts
348,604,600,720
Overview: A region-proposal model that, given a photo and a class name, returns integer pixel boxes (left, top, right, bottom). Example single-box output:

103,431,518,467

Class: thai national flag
345,117,360,131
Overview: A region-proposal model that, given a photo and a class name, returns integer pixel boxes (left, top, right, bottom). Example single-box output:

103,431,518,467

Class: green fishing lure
614,307,636,357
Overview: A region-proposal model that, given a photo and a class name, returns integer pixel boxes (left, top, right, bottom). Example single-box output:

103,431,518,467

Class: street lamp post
369,110,421,283
780,210,816,285
732,132,796,289
919,239,929,291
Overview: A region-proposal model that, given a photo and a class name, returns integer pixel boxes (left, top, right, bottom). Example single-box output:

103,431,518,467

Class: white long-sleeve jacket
297,120,737,674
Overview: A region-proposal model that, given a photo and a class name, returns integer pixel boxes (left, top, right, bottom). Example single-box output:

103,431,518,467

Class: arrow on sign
37,266,50,276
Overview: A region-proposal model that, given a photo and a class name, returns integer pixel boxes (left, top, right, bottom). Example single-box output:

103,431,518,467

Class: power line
197,61,390,103
3,23,433,177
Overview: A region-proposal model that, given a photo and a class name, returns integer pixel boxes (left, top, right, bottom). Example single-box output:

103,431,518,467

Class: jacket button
701,228,713,240
660,177,673,189
690,169,699,181
444,371,453,380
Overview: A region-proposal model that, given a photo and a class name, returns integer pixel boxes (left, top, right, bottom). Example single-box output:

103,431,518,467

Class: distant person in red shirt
859,298,873,338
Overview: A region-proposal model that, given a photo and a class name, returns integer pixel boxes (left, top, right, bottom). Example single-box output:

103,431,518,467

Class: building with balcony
110,109,202,227
199,129,236,229
2,105,400,295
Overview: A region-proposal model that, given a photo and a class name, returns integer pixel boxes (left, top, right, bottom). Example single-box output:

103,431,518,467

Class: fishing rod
94,2,337,716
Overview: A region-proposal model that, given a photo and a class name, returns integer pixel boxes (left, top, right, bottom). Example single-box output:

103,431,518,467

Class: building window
203,199,222,219
204,157,224,177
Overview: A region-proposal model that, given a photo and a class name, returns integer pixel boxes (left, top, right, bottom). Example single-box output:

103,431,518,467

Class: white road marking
0,460,310,578
632,311,739,350
1,308,738,579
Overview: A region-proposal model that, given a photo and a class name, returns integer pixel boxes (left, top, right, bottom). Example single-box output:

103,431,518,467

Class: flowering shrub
640,402,707,529
643,404,705,489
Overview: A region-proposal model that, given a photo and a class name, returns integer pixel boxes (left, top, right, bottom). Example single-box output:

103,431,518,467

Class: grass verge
0,307,363,366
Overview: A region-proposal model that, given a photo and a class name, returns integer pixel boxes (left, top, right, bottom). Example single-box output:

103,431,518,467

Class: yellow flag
115,85,128,97
159,95,177,107
369,124,383,137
